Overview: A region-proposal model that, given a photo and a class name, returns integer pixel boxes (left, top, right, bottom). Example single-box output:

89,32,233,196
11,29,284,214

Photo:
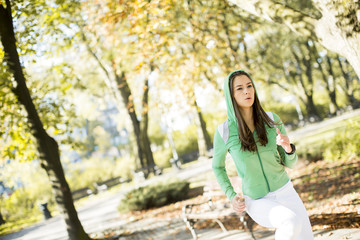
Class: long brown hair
229,71,276,152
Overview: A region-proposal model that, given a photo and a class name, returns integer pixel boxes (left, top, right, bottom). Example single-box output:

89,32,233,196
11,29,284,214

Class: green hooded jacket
212,70,298,201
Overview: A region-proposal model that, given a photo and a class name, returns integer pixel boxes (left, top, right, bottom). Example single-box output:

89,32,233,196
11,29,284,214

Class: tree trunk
114,70,145,170
311,43,339,115
302,72,321,121
228,0,360,78
86,40,158,175
113,68,157,176
193,100,212,157
305,95,321,122
220,12,239,62
0,2,90,239
0,212,5,225
337,57,360,109
242,39,250,67
301,74,321,122
313,0,360,78
139,64,156,171
292,44,322,122
82,35,146,170
325,56,339,114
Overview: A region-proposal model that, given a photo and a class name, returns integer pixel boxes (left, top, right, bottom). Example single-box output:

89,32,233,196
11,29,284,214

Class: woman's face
232,75,255,110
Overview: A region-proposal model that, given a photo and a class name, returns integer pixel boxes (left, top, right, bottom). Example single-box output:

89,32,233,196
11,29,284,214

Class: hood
224,70,258,123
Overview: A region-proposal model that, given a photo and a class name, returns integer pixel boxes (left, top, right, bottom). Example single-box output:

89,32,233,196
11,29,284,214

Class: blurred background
0,0,359,238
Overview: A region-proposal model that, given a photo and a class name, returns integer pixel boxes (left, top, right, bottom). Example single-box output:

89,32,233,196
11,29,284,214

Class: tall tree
0,1,90,239
337,57,360,109
140,63,157,167
290,40,322,121
228,0,360,78
163,0,257,154
185,0,260,76
249,27,324,122
193,99,212,155
97,0,193,167
77,0,159,174
311,43,340,115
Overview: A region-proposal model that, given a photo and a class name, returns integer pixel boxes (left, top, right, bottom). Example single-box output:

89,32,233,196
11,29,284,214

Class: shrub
322,120,360,162
118,179,190,212
297,120,360,162
296,143,325,162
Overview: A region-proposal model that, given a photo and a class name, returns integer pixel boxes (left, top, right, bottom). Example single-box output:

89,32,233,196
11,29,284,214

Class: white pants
244,181,314,240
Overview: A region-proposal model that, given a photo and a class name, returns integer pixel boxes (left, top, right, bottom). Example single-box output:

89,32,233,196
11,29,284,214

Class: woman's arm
273,113,298,169
212,128,237,202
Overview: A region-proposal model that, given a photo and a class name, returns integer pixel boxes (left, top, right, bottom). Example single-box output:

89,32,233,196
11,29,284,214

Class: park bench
72,187,93,201
93,176,130,193
182,177,256,240
71,177,130,201
133,164,163,181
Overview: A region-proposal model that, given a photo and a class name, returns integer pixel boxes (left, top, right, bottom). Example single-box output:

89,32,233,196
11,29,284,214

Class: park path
2,157,360,240
0,159,213,240
1,109,360,240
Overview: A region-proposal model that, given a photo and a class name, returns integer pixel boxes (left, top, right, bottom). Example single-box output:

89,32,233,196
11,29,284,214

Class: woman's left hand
231,194,246,213
276,128,292,153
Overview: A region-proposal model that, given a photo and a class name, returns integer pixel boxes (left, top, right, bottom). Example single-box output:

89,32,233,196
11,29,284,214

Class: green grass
0,180,135,236
288,110,360,160
291,113,360,143
0,215,42,235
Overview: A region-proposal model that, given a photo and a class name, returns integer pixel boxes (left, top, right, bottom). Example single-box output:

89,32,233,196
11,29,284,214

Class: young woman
212,70,313,239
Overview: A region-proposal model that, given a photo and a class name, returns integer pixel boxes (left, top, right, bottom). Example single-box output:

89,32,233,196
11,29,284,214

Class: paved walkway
2,158,360,240
89,215,360,240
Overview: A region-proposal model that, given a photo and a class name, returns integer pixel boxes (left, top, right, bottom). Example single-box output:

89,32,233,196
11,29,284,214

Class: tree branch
270,0,318,19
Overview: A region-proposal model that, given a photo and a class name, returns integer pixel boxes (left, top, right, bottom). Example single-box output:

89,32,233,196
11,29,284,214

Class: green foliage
0,68,38,163
66,156,133,191
263,102,298,124
1,165,54,226
297,143,324,163
332,0,360,37
295,117,360,162
0,215,41,235
112,157,135,180
312,103,332,119
322,120,360,162
0,155,134,234
153,148,172,168
118,179,190,212
0,63,85,163
148,122,172,168
148,123,167,147
203,111,227,139
2,187,53,221
1,1,359,236
172,125,198,157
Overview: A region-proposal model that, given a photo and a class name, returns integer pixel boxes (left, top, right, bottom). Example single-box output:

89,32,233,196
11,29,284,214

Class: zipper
256,150,270,192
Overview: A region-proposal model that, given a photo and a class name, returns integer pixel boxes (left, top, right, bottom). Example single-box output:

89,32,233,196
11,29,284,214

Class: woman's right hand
231,194,245,213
